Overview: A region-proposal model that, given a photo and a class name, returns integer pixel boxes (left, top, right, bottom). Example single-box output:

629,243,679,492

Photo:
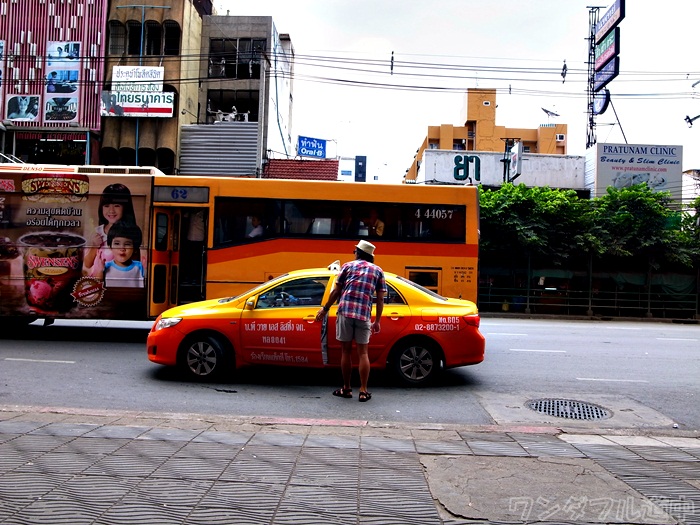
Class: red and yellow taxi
147,265,485,386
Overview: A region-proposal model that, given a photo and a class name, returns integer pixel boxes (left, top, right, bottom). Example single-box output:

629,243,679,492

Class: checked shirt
335,259,386,322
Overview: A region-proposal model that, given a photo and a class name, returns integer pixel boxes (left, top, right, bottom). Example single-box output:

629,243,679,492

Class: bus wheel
180,335,230,380
390,338,442,387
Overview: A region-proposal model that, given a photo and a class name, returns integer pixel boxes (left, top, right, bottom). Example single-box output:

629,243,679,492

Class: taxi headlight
154,317,182,331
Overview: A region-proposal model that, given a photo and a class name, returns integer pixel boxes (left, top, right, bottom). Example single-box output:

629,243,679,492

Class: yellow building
405,88,568,182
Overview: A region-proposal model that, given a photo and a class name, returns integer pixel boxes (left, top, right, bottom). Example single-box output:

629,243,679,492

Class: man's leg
340,341,353,390
356,343,370,393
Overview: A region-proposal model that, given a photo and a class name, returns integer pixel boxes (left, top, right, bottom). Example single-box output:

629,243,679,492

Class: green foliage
479,183,700,271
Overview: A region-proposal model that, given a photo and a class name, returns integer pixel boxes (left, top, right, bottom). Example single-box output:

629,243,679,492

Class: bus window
408,269,440,293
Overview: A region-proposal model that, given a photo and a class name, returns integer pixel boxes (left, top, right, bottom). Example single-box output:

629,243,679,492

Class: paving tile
83,425,151,439
192,429,253,445
136,427,204,442
414,440,473,455
604,435,669,447
28,422,101,437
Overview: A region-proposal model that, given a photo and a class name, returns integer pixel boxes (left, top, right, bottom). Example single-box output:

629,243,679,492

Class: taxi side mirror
245,297,256,310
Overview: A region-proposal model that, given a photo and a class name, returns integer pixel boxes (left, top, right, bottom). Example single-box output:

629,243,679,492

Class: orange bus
0,164,479,324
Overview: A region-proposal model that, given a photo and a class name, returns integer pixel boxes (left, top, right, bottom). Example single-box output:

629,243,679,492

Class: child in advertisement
91,220,144,288
84,183,137,274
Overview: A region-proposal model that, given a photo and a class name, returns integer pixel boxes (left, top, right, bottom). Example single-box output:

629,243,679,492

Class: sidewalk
1,404,699,525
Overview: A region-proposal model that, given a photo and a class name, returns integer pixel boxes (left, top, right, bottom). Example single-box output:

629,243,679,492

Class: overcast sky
217,0,700,183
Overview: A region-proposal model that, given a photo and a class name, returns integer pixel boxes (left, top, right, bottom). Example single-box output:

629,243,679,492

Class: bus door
149,208,182,318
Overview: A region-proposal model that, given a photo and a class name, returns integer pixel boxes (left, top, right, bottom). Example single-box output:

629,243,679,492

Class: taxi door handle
303,315,317,323
388,312,404,319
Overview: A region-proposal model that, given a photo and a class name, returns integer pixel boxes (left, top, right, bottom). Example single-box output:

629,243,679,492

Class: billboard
593,143,682,200
100,91,175,118
102,66,172,118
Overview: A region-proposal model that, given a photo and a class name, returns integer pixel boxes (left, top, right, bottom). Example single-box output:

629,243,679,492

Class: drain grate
527,398,611,420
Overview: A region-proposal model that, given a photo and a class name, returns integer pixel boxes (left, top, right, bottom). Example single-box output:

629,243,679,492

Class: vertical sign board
594,27,620,71
595,0,625,44
593,0,624,92
594,57,619,92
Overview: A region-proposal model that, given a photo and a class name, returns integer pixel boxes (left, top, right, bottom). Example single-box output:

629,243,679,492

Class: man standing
316,240,385,402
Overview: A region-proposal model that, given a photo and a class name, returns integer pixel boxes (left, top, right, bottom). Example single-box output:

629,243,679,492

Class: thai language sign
297,136,327,158
100,91,175,118
112,66,164,92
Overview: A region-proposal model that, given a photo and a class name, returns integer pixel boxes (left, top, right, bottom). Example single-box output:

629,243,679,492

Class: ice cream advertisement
0,169,151,319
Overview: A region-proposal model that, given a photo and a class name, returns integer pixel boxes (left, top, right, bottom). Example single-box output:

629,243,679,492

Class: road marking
510,349,566,353
5,358,75,364
486,333,529,336
577,377,648,383
656,338,698,341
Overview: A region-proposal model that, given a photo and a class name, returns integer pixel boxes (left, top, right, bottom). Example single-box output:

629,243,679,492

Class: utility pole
586,6,601,149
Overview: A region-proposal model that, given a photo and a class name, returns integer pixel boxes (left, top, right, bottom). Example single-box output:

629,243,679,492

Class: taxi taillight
463,314,480,328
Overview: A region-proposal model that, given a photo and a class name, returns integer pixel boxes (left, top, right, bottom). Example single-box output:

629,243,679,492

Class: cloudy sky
217,0,700,183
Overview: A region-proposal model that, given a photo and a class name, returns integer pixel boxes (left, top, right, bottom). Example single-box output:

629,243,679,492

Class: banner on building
112,66,164,93
100,91,174,118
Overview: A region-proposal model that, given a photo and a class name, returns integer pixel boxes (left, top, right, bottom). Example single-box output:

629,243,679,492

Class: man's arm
315,283,341,322
372,288,384,333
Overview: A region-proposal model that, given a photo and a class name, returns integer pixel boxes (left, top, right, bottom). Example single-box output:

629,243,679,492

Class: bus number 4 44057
415,208,453,220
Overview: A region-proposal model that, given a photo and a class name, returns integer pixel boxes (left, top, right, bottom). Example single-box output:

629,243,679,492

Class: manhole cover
527,398,611,420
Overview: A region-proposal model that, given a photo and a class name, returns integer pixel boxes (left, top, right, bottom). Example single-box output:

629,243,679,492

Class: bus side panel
0,170,153,321
205,239,478,302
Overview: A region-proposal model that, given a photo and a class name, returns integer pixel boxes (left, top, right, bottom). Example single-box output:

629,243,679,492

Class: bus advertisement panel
0,166,152,321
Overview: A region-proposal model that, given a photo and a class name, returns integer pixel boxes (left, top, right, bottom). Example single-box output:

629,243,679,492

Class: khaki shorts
336,313,371,345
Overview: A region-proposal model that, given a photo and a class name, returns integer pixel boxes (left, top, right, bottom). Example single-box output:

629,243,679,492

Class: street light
685,114,700,128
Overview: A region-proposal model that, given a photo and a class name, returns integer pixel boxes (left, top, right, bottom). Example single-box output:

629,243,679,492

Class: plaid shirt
336,259,386,322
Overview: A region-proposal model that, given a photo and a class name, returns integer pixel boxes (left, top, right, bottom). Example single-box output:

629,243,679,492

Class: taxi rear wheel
390,338,442,386
179,334,230,380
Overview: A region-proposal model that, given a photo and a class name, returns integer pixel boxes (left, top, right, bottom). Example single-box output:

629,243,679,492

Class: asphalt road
1,318,698,430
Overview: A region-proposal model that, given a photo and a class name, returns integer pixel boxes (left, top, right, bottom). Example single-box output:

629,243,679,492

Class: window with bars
108,21,126,55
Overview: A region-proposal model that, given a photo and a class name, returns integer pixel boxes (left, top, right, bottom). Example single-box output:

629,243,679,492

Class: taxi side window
374,284,405,305
257,277,330,309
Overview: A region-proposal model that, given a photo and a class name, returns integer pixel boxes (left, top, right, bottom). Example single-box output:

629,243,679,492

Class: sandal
333,387,353,399
358,391,372,402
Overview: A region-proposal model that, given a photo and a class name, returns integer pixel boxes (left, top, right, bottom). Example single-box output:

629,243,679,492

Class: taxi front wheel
390,338,442,387
180,334,230,380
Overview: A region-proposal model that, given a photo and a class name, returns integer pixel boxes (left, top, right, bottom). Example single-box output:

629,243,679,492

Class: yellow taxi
147,265,485,386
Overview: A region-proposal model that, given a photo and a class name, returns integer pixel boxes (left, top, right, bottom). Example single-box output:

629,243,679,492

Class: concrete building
178,16,294,176
0,0,112,164
404,88,568,182
100,0,212,174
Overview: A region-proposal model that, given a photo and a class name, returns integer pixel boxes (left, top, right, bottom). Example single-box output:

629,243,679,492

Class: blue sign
297,136,327,158
594,57,619,92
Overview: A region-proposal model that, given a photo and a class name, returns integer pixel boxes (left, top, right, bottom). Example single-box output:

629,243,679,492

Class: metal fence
477,271,700,320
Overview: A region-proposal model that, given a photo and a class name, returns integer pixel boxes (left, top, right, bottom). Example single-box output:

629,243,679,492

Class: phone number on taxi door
414,323,460,332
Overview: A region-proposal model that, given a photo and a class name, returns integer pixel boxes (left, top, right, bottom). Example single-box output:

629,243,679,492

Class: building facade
177,16,294,176
100,0,212,174
404,88,568,182
0,0,110,164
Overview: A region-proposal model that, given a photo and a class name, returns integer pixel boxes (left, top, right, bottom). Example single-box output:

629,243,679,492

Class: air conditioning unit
556,134,566,141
